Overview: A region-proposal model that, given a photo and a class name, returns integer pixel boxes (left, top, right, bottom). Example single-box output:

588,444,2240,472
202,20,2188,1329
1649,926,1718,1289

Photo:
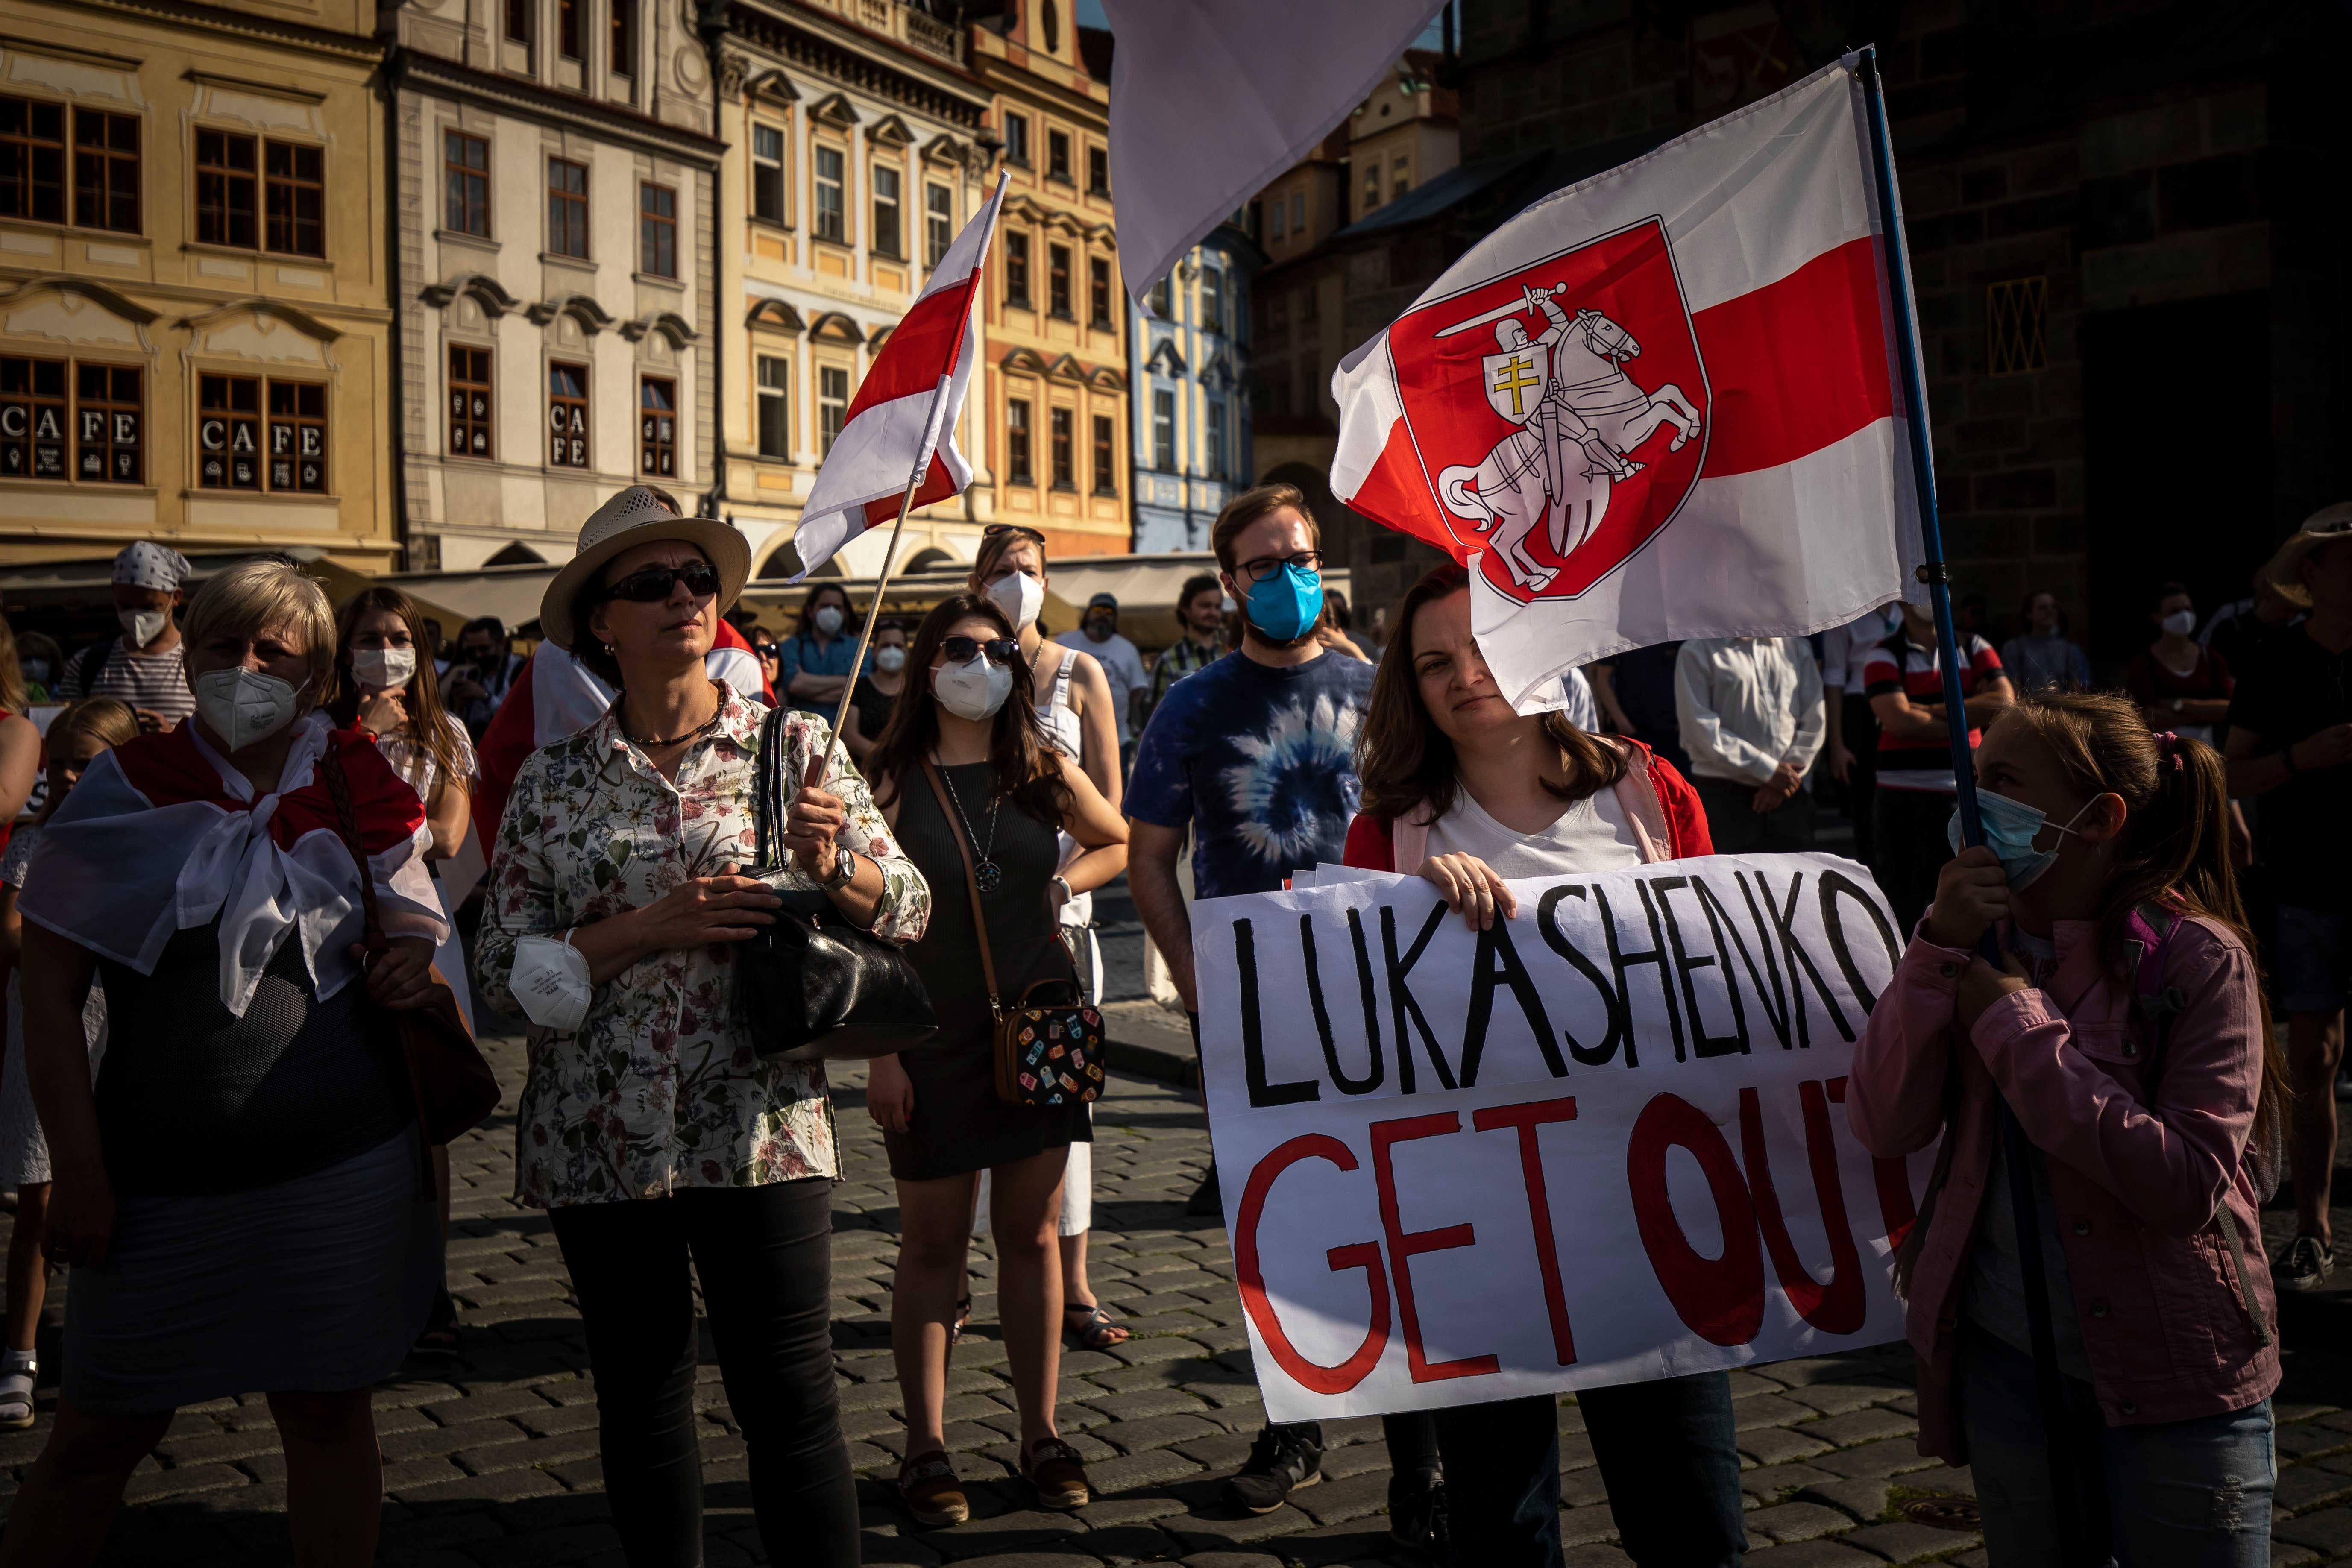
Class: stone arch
484,542,548,566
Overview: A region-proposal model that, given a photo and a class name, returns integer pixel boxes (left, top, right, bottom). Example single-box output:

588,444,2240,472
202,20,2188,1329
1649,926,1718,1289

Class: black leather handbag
733,705,939,1062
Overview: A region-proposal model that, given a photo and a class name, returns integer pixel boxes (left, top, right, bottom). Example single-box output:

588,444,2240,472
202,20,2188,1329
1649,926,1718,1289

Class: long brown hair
865,592,1070,824
323,586,469,794
1356,563,1626,823
1993,691,2290,1161
36,697,138,825
0,611,26,715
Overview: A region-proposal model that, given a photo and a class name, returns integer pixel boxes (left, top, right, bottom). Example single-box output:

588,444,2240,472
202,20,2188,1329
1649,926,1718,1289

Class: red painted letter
1233,1134,1391,1395
1740,1082,1866,1334
1472,1095,1581,1366
1824,1075,1919,1252
1371,1111,1500,1382
1628,1093,1765,1345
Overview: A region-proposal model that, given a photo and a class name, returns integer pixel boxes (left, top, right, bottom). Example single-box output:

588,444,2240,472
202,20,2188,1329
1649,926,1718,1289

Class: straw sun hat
538,486,751,651
2260,502,2352,609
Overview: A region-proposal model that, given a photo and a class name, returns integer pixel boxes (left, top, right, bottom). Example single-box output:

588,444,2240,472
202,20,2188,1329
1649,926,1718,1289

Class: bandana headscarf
112,541,192,592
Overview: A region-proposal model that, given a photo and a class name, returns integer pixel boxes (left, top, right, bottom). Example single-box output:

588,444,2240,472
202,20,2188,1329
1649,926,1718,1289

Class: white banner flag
1192,854,1929,1423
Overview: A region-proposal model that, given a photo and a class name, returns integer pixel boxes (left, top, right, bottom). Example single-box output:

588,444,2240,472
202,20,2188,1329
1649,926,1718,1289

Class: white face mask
933,652,1012,721
814,605,845,637
192,666,309,753
987,570,1044,632
119,607,168,647
512,934,592,1031
2160,609,2197,637
351,645,417,691
875,646,907,674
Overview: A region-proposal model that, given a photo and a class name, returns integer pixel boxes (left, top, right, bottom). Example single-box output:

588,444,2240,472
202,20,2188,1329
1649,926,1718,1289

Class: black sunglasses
602,562,721,603
939,635,1023,667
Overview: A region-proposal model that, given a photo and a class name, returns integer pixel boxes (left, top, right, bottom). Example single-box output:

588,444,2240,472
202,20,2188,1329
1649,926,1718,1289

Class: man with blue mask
1124,482,1377,1515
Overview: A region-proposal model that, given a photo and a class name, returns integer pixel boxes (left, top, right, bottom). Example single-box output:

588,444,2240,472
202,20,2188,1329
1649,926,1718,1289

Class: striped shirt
57,638,195,726
1861,631,2005,792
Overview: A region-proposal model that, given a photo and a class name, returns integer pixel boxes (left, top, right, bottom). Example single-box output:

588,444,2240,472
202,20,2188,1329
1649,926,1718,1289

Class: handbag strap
920,756,1002,1020
753,702,785,870
317,742,389,956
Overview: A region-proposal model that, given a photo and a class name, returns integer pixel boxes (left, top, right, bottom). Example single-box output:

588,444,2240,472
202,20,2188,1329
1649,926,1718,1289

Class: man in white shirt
1674,636,1826,853
1818,601,1903,865
1055,592,1151,759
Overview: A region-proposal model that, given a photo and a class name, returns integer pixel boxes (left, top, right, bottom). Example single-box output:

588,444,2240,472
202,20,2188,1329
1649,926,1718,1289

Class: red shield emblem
1385,217,1710,603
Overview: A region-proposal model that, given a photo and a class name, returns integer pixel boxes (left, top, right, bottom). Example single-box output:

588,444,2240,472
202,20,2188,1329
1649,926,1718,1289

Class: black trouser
1872,785,1953,936
1693,775,1818,855
550,1178,856,1568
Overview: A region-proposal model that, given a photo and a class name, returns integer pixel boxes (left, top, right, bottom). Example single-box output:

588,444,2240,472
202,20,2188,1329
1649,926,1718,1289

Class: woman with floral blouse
476,487,928,1568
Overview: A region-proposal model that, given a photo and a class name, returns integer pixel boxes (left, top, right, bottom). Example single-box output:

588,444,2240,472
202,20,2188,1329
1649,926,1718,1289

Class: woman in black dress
864,593,1126,1528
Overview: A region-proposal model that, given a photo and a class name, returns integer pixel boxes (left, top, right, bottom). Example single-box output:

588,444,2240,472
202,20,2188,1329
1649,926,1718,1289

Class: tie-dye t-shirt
1126,648,1376,900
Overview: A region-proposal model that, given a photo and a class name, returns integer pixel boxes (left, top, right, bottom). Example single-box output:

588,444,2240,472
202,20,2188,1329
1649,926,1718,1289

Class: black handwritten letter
1652,876,1748,1059
1537,886,1628,1068
1759,868,1855,1044
1302,912,1384,1095
1380,902,1459,1093
1235,919,1319,1107
1817,870,1904,1015
1592,881,1683,1066
1460,914,1569,1085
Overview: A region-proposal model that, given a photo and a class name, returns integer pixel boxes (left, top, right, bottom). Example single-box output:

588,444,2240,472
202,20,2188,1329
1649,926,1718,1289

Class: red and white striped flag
1331,55,1924,709
788,172,1008,580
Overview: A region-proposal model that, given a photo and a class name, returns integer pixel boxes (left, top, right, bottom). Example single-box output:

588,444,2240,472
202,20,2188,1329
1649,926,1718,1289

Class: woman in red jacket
1339,563,1741,1568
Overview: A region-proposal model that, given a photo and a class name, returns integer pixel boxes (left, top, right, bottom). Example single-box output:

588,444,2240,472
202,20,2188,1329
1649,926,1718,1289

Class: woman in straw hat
475,486,929,1568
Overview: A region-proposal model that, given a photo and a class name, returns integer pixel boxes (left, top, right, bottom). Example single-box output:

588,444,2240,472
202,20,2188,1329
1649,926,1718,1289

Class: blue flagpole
1858,46,2085,1560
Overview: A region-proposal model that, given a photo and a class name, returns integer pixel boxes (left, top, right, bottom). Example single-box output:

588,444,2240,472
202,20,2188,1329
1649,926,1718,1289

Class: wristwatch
824,843,859,888
1051,873,1075,905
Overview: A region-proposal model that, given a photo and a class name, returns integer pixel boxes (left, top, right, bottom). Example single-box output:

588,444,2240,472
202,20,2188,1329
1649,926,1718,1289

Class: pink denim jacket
1847,911,2279,1462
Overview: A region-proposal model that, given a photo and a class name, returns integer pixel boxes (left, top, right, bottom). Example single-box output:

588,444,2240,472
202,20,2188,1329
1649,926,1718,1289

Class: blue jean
1432,1372,1747,1568
1956,1319,2274,1567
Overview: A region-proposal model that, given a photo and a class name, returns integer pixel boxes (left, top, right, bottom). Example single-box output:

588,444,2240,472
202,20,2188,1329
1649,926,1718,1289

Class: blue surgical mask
1244,561,1323,642
1947,790,2093,891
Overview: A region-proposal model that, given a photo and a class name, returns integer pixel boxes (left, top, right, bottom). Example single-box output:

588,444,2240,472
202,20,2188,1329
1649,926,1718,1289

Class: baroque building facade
714,0,994,582
1128,224,1258,554
390,0,721,572
0,0,397,569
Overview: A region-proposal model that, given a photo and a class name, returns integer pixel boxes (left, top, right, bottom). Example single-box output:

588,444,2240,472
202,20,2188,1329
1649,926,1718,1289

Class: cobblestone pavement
11,1023,2352,1566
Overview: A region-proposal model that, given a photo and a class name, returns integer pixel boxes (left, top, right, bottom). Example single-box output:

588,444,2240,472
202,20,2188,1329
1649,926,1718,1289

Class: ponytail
1993,692,2288,1164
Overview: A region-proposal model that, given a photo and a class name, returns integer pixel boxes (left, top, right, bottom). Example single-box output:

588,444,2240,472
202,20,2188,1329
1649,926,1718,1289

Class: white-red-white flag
789,173,1007,580
1330,55,1924,709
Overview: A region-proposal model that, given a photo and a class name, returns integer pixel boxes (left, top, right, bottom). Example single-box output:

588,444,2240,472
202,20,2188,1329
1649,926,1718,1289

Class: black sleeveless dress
884,759,1092,1181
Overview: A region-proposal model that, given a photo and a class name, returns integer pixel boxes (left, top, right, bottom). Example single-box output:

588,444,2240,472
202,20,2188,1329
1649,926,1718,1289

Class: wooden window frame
1047,242,1072,319
871,163,902,259
818,363,849,456
448,344,494,460
639,375,677,477
751,123,787,225
0,95,65,226
610,0,636,76
547,157,588,258
1047,128,1071,183
755,353,790,460
264,138,324,257
1087,255,1111,328
813,144,845,243
1090,413,1116,495
1002,112,1029,168
0,355,68,480
73,361,142,485
194,128,257,250
1006,396,1033,486
265,378,329,492
924,181,952,268
548,360,589,468
1086,145,1108,196
445,130,490,238
1151,387,1174,471
639,181,676,277
1205,393,1227,480
1049,405,1073,489
558,0,581,60
505,0,531,42
1005,232,1030,308
72,108,139,235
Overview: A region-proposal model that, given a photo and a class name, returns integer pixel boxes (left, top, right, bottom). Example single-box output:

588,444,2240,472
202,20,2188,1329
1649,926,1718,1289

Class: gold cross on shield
1492,354,1541,417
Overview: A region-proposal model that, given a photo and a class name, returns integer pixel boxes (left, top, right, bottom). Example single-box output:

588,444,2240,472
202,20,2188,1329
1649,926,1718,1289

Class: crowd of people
0,489,2332,1567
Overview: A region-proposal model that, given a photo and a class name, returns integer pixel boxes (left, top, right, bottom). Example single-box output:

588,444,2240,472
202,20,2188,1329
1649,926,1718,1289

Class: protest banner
1192,852,1932,1423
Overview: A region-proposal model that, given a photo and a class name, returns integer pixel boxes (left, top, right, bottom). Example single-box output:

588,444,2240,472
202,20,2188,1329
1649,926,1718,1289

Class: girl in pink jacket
1849,690,2285,1566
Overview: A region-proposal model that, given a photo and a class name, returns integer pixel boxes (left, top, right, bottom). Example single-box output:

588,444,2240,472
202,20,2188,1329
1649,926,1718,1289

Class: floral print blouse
476,684,929,1208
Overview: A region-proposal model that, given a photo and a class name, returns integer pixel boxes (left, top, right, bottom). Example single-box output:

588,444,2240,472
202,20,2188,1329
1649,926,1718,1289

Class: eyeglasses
1235,551,1323,585
751,642,779,658
982,524,1047,544
602,562,721,603
939,635,1023,667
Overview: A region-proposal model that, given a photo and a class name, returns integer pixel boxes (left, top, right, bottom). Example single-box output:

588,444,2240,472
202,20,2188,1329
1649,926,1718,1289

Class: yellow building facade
968,7,1127,563
0,0,396,569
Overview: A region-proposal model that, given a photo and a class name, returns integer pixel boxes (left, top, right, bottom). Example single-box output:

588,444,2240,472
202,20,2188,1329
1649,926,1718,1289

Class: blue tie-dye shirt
1126,648,1376,900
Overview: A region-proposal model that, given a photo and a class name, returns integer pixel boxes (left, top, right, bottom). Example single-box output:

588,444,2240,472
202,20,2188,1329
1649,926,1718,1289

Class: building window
925,182,952,268
752,125,786,223
194,129,257,249
196,373,258,488
1201,267,1223,335
264,141,324,256
1003,112,1029,167
548,362,589,467
1047,129,1070,182
1363,165,1379,210
1147,276,1170,318
1988,276,2049,375
639,182,675,276
1392,156,1410,198
0,356,65,478
1205,394,1226,479
445,131,490,237
1006,398,1032,485
0,97,64,226
73,109,139,234
871,164,901,258
1047,243,1071,317
1151,388,1174,470
74,363,141,484
1049,407,1073,488
558,0,581,58
814,145,844,242
267,380,328,491
1005,232,1030,307
1091,414,1115,495
1290,191,1305,233
1087,145,1108,196
448,346,493,459
756,354,789,459
818,365,848,455
639,376,676,475
610,0,636,75
505,0,530,41
1088,257,1111,328
1269,198,1286,241
548,157,588,257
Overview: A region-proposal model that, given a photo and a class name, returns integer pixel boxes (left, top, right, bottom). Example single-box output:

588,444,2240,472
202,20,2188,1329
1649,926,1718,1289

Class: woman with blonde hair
0,558,449,1566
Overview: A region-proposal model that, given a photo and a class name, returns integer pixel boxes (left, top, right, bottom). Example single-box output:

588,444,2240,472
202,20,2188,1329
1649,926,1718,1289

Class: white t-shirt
1424,785,1643,878
1054,629,1149,742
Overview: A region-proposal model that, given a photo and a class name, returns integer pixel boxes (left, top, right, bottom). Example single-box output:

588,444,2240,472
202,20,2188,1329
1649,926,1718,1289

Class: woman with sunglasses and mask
861,594,1126,1527
475,488,930,1568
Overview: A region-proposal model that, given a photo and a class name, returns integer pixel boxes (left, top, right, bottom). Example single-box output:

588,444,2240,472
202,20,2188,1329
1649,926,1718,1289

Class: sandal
899,1450,969,1527
950,1295,971,1345
0,1350,32,1431
1024,1435,1091,1512
413,1285,460,1358
1062,1301,1130,1350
